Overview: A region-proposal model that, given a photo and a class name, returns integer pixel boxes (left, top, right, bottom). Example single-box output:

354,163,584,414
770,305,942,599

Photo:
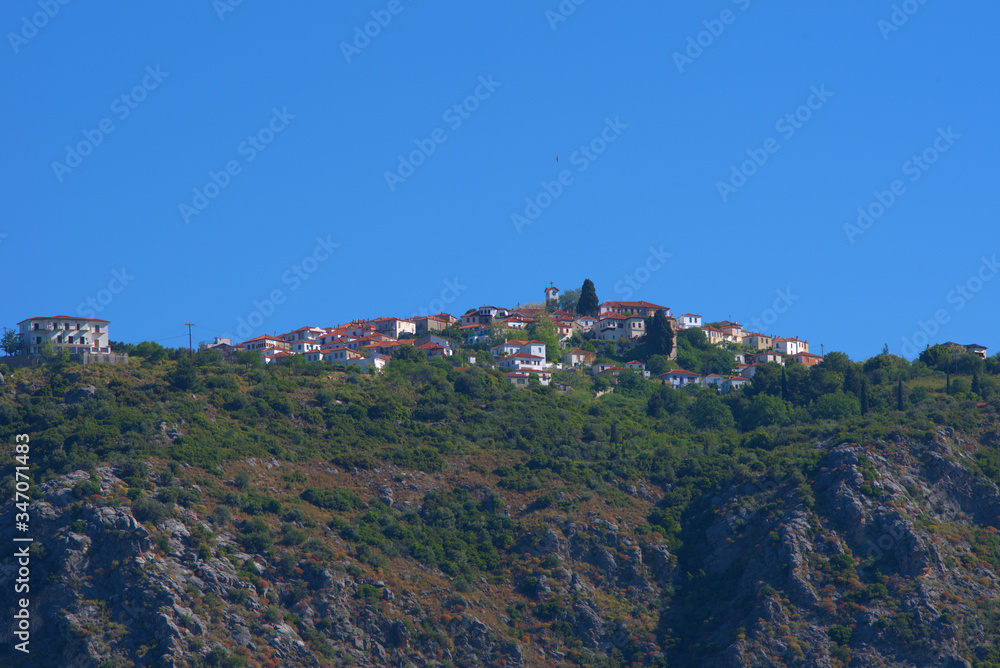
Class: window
76,324,81,330
64,323,70,330
57,336,63,344
67,336,73,344
33,323,39,330
36,337,41,344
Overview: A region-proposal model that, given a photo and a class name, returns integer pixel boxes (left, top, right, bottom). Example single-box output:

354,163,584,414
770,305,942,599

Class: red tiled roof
18,315,111,324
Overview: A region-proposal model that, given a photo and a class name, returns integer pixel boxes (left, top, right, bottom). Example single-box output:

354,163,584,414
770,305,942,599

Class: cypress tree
578,279,599,316
897,379,904,411
860,377,869,415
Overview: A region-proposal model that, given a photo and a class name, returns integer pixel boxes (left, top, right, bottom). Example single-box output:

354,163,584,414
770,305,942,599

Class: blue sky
3,1,997,360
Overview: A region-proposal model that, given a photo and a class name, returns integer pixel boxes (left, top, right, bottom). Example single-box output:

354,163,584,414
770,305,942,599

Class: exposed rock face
3,432,1000,667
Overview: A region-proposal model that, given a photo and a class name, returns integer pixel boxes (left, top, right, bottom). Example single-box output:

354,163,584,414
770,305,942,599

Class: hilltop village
10,283,860,392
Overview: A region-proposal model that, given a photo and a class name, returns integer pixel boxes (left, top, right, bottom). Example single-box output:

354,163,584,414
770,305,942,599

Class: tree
811,392,861,421
690,391,735,431
558,289,580,313
527,312,560,361
1,328,24,356
860,376,870,415
897,379,905,410
577,279,599,316
488,319,514,345
739,394,790,431
645,311,674,358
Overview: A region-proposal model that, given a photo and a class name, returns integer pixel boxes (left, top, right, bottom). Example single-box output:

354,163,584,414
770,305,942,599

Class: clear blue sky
3,1,998,360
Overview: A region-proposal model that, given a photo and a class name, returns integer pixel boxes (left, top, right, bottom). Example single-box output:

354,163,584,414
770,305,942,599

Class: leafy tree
690,391,735,431
616,369,651,399
645,311,674,358
1,328,24,356
819,351,852,375
811,392,860,420
647,354,670,376
134,341,169,363
526,312,560,361
488,319,514,345
558,288,580,312
739,394,789,431
577,279,599,316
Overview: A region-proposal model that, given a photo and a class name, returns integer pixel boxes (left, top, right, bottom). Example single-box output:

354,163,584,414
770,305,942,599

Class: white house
724,376,751,393
659,369,701,389
599,301,670,318
774,337,809,355
293,341,322,354
748,351,785,366
18,316,112,356
281,326,325,343
491,339,546,361
505,369,552,387
592,361,619,376
562,349,596,367
624,360,650,378
675,313,702,330
369,317,416,338
702,374,726,389
498,352,546,371
594,314,645,342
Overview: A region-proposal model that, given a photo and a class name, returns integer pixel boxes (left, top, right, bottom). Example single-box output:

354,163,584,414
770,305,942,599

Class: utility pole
184,323,195,358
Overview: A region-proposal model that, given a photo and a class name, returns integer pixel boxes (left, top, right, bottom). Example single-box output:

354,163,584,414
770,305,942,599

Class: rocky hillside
1,348,999,666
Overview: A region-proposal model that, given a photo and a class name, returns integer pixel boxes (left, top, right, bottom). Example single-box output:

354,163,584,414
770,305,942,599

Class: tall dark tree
646,311,674,358
946,372,951,395
897,379,905,411
972,371,982,397
860,377,870,415
781,367,788,402
577,279,599,316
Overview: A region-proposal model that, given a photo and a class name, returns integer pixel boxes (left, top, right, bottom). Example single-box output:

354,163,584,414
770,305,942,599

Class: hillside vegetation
2,344,1000,667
